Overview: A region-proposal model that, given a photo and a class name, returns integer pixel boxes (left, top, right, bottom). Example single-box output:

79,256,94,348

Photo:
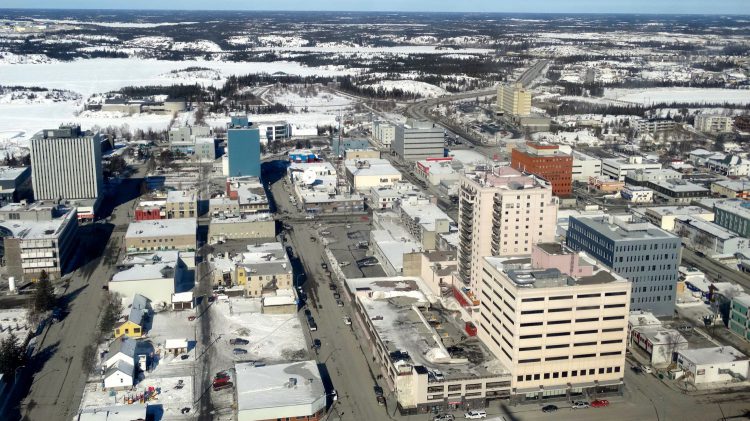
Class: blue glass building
227,116,261,178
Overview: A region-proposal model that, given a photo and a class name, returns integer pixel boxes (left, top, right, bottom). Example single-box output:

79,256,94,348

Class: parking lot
318,222,387,279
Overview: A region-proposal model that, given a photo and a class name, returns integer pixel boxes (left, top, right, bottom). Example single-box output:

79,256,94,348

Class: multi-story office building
226,116,261,178
713,199,750,238
571,151,602,182
511,142,573,197
694,114,733,134
30,124,103,201
496,83,531,117
601,156,662,181
478,251,630,401
0,166,31,206
392,119,444,161
373,120,396,147
0,202,78,281
457,167,558,290
565,216,681,315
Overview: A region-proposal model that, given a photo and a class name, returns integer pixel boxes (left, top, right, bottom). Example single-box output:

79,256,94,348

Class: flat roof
166,190,196,203
210,212,273,224
714,199,750,219
633,326,687,345
235,360,325,412
0,207,75,239
675,216,740,240
125,218,196,238
712,179,750,192
463,166,551,190
484,256,626,289
650,179,709,193
348,277,510,380
0,166,28,181
345,159,400,177
645,206,713,217
571,216,677,242
400,201,453,232
732,293,750,308
120,250,181,267
678,346,748,365
77,405,147,421
111,263,175,282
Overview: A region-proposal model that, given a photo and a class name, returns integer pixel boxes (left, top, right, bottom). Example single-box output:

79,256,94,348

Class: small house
171,291,194,311
103,360,134,390
104,337,136,369
114,294,149,339
165,338,188,356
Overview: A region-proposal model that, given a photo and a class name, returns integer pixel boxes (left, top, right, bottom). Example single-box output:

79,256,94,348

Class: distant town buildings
694,114,733,134
226,116,261,178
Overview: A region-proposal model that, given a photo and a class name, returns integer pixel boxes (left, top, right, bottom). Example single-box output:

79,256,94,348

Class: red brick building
511,142,573,197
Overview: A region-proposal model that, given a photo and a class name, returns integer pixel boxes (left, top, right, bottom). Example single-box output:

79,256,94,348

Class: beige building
457,167,558,291
234,243,293,297
398,196,453,251
345,158,402,191
165,190,198,218
497,83,531,117
124,219,197,253
695,114,733,134
640,206,715,231
478,253,631,401
345,148,380,160
208,213,275,244
402,250,457,297
208,197,240,216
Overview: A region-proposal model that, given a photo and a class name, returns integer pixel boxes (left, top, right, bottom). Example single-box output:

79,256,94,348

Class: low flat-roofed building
0,202,78,281
344,148,380,160
124,218,196,254
620,185,654,203
235,360,326,421
641,205,715,231
627,310,662,339
677,346,749,385
226,176,270,214
0,166,31,206
370,183,423,210
165,190,197,219
288,161,365,214
208,196,240,216
674,216,749,257
402,250,457,297
588,176,624,193
77,404,147,421
371,212,423,276
415,158,460,186
345,158,402,191
208,212,275,244
711,179,750,199
714,199,750,238
645,179,709,204
479,254,631,401
631,327,688,366
345,276,512,412
109,261,179,304
601,156,661,181
134,199,166,221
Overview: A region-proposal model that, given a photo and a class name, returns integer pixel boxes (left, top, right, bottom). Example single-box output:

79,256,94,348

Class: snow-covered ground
364,80,447,98
262,86,353,111
604,88,750,105
209,298,307,367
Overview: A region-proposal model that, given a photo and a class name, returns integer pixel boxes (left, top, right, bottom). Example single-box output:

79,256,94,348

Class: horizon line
0,7,749,16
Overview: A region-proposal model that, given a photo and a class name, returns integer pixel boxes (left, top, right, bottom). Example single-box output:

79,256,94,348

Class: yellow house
114,294,149,339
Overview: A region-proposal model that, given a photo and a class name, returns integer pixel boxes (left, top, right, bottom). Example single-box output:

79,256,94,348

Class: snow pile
425,347,451,363
364,80,447,98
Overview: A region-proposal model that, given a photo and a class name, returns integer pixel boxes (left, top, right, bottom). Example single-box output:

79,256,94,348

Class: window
519,346,542,351
573,353,597,359
604,303,626,308
548,307,572,313
544,373,550,379
519,358,541,364
575,318,599,323
520,322,543,327
448,384,462,392
521,309,544,315
546,344,569,349
600,351,622,356
546,356,568,361
602,327,624,332
575,330,597,335
577,293,600,299
603,315,625,321
522,297,544,302
547,320,570,325
547,332,570,337
549,295,574,301
601,339,623,344
520,334,543,339
428,386,444,393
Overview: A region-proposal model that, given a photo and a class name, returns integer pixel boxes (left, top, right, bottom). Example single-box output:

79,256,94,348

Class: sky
2,0,749,14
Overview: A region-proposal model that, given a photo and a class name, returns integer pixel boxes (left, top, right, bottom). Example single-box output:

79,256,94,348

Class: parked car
433,414,455,421
343,316,352,325
311,339,321,350
630,365,642,374
232,348,248,355
374,385,384,397
229,338,249,345
336,299,344,307
572,401,589,409
321,263,328,270
541,405,558,413
376,395,386,406
309,322,318,332
330,389,338,401
590,399,609,408
464,410,487,419
333,293,341,299
329,283,337,290
286,246,293,255
641,365,653,374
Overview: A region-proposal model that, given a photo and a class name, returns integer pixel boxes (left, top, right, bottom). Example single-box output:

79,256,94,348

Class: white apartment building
30,125,103,201
478,255,631,401
694,115,733,134
373,120,396,147
457,167,558,291
601,156,662,181
571,151,602,182
637,118,676,133
497,83,531,117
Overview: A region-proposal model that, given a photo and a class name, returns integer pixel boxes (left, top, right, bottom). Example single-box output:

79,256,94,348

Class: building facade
30,124,103,201
0,166,31,206
457,167,558,291
694,115,733,134
673,216,749,256
478,256,630,401
496,83,531,117
165,190,198,219
601,157,662,181
713,200,750,238
566,216,681,315
711,180,750,199
392,119,444,161
511,142,573,197
373,120,396,147
226,116,261,178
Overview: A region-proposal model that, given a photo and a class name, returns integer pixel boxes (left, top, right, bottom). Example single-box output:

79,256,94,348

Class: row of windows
518,351,622,364
519,315,625,327
517,366,621,382
519,291,627,304
518,339,623,352
518,327,624,339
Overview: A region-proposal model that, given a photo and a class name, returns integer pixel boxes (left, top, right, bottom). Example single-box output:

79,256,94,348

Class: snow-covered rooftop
678,346,748,365
235,360,326,414
125,218,196,238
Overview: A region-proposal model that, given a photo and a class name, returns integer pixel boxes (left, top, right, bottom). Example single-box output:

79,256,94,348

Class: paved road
15,164,146,421
682,248,750,289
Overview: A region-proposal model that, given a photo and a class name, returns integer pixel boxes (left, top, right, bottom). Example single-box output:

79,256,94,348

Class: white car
464,410,486,419
572,401,589,409
343,316,352,325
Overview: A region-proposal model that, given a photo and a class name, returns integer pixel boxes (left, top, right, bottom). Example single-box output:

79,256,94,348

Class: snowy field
604,88,750,105
262,86,353,111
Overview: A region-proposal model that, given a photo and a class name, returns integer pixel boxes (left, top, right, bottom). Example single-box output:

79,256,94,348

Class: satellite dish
302,169,317,185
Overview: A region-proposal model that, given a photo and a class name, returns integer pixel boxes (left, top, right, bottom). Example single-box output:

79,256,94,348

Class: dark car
542,405,558,413
329,283,337,290
232,348,248,355
336,299,344,307
286,246,293,255
374,385,384,397
311,339,321,349
695,251,705,258
376,395,386,406
229,338,249,346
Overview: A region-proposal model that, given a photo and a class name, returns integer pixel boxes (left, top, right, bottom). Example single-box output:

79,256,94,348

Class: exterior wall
373,121,396,147
457,174,558,290
674,218,748,256
601,160,662,181
237,406,325,421
393,126,444,161
643,209,714,231
714,205,750,238
208,219,276,243
104,371,133,390
237,267,292,297
345,149,380,160
677,352,749,384
209,201,240,216
166,198,197,219
30,135,103,200
695,115,733,133
227,127,261,177
477,260,630,397
572,153,602,182
114,320,144,339
711,182,750,199
565,217,680,316
135,208,164,221
497,84,531,117
511,149,573,197
348,173,402,191
124,234,196,253
729,298,750,341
